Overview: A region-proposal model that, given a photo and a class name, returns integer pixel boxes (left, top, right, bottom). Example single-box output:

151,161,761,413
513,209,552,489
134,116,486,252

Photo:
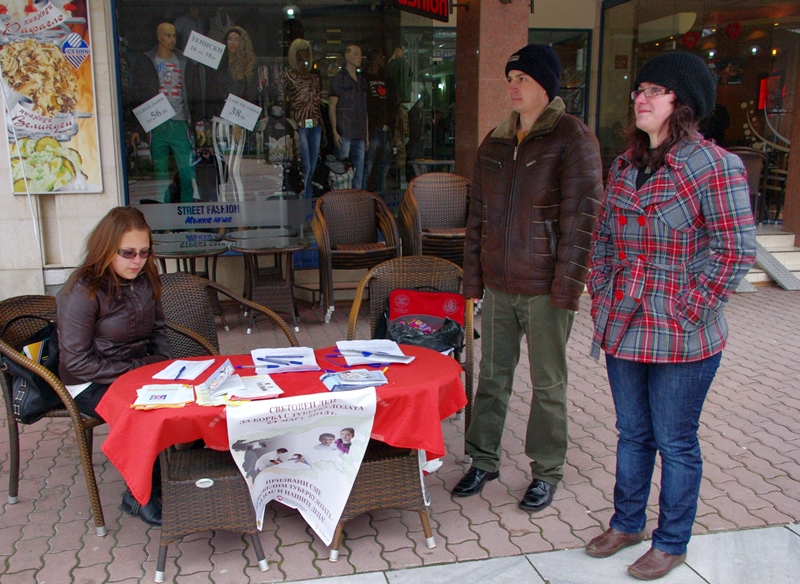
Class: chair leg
418,510,436,548
155,542,168,582
7,415,20,504
73,424,106,536
250,533,269,571
329,522,345,561
85,426,94,457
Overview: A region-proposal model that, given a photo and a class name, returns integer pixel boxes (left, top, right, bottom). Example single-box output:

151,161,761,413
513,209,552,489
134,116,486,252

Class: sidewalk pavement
1,286,798,583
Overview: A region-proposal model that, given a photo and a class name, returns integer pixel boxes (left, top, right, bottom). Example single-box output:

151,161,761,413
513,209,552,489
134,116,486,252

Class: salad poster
0,0,102,194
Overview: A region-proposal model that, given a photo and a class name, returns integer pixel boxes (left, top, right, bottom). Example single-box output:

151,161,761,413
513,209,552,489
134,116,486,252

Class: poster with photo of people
0,0,102,194
227,387,377,545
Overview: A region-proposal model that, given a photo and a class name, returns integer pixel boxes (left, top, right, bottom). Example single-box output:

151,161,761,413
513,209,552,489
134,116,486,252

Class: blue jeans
363,127,392,192
337,137,366,190
606,352,722,555
297,125,322,198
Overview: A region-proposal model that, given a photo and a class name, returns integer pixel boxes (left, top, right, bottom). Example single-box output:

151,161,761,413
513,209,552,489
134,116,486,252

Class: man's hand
333,130,342,149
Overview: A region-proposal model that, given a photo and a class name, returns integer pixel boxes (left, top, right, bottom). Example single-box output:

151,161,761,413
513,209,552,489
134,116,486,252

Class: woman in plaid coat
585,53,756,580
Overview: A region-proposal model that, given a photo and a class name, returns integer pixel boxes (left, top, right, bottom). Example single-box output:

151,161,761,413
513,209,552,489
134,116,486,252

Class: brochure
203,359,246,397
335,340,415,365
131,384,194,410
249,347,320,374
320,369,388,392
227,375,284,401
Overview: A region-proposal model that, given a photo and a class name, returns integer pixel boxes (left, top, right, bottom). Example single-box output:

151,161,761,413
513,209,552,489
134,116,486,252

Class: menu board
0,0,102,194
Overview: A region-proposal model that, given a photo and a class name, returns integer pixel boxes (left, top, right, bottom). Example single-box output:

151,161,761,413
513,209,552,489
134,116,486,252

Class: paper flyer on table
132,384,194,409
226,388,377,545
153,359,215,381
336,340,415,365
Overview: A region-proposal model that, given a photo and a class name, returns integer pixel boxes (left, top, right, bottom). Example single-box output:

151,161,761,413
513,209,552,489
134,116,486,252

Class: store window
530,29,592,124
598,0,799,168
114,0,454,209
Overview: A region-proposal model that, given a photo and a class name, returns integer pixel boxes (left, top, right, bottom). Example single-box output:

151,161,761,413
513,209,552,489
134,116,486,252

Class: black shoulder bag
1,315,63,424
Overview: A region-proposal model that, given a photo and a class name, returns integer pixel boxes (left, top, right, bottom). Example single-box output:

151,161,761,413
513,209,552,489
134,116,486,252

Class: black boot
120,489,162,527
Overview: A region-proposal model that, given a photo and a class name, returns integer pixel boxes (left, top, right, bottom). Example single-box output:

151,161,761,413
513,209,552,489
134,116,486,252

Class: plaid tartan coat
588,138,756,363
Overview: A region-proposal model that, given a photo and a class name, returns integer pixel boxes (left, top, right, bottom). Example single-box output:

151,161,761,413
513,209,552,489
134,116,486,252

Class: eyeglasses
631,87,672,100
117,248,153,260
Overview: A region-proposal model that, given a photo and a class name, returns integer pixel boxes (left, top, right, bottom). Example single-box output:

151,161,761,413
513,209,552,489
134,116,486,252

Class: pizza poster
0,0,102,194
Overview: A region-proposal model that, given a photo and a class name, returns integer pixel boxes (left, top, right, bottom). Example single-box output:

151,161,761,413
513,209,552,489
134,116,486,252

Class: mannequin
363,48,393,192
328,44,368,190
131,22,199,202
280,38,322,198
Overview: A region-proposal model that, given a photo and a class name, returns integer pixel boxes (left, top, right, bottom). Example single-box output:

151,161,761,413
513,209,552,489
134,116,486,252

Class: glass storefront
598,0,799,170
113,1,460,207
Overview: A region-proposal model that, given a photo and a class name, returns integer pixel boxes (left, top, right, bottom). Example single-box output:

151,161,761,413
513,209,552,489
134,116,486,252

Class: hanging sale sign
0,0,102,194
393,0,450,23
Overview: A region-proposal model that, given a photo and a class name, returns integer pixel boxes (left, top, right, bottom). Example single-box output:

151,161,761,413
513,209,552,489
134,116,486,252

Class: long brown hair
224,26,256,81
64,206,161,300
624,99,699,172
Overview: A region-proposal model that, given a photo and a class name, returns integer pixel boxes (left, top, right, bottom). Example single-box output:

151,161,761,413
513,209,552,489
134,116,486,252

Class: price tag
183,31,226,69
219,94,262,132
132,94,176,133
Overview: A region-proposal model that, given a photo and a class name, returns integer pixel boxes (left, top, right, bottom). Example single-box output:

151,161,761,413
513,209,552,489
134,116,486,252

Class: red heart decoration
377,85,387,97
726,22,742,40
682,31,700,49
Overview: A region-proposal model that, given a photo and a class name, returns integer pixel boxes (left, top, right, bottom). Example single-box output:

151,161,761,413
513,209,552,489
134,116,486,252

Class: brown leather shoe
628,547,687,580
585,528,646,558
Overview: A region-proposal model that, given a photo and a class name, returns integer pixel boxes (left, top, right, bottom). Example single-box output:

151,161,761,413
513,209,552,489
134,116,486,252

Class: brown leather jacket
57,274,172,386
463,98,603,311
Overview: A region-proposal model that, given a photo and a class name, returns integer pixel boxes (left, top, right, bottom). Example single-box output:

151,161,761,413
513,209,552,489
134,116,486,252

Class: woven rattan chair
728,147,768,222
154,448,268,582
347,256,474,435
328,440,434,561
311,189,401,323
398,173,470,266
160,272,299,356
0,295,107,536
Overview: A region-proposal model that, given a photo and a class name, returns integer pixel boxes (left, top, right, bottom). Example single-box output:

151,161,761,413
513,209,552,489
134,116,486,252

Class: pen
174,365,186,380
256,354,305,359
235,365,260,369
257,357,303,365
382,367,389,374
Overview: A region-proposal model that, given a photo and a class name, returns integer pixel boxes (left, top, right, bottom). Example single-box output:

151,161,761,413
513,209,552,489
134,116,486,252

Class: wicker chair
154,448,268,582
311,189,401,323
398,173,470,266
0,295,107,536
728,147,768,222
160,272,300,357
347,256,474,435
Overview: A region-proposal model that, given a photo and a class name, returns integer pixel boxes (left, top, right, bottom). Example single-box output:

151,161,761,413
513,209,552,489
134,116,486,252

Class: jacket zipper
504,143,520,290
545,219,558,259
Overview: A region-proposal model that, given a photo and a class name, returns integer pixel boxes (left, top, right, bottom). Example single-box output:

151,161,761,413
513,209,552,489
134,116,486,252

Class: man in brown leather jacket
452,45,603,511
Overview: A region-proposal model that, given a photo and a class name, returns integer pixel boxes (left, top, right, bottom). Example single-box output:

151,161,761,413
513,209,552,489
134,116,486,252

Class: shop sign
393,0,450,23
220,93,263,132
183,31,225,70
0,0,102,195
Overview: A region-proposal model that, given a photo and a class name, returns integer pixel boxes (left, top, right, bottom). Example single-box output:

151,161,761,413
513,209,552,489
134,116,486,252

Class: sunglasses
117,248,153,260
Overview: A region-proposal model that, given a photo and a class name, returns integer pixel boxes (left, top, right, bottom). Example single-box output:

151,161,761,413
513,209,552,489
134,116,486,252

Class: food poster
0,0,102,194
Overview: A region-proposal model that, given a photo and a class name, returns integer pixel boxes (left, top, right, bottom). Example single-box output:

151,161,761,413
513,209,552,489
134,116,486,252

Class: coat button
615,290,624,301
618,215,628,225
638,254,646,262
638,215,646,226
618,251,627,260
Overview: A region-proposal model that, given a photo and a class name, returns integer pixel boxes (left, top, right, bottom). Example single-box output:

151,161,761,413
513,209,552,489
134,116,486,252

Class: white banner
227,387,377,545
183,30,225,69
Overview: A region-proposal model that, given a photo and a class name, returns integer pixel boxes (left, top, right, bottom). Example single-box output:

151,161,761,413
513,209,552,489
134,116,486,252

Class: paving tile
529,542,705,584
688,526,800,583
387,556,541,583
289,573,387,584
274,542,320,581
7,535,47,573
380,546,423,570
346,534,390,572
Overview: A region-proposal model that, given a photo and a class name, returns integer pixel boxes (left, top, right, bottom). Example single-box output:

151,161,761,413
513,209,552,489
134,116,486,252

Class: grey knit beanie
633,52,716,119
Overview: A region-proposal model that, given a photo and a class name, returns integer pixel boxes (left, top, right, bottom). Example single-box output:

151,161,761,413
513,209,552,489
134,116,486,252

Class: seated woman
57,206,172,526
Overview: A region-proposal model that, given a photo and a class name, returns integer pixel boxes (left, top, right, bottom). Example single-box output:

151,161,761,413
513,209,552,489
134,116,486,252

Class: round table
97,346,466,504
227,237,310,332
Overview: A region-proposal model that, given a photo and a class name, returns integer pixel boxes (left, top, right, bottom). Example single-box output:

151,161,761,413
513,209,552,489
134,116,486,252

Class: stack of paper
336,340,415,366
153,359,215,381
320,369,388,392
132,384,194,410
227,375,284,401
202,359,246,397
249,347,320,374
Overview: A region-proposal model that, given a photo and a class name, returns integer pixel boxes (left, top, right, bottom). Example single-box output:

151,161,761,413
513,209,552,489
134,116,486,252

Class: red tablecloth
97,346,466,504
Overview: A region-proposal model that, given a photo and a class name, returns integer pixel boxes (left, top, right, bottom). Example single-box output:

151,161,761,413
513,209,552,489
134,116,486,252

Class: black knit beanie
505,44,562,102
633,52,716,120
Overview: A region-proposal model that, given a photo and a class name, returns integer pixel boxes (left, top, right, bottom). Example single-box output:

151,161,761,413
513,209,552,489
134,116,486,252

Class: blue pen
257,357,303,365
174,365,186,380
